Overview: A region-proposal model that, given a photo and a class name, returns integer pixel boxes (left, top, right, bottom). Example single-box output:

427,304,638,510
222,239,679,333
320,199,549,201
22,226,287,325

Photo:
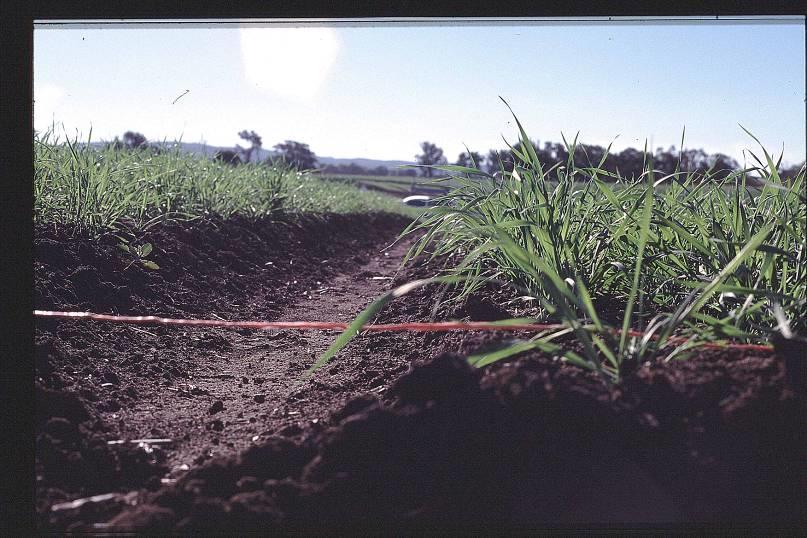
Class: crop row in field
312,173,452,197
34,129,419,237
318,107,806,384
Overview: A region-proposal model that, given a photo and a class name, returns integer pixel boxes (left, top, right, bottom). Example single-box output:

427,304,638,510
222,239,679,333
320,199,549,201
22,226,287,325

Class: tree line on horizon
107,129,805,182
416,141,805,182
108,130,320,172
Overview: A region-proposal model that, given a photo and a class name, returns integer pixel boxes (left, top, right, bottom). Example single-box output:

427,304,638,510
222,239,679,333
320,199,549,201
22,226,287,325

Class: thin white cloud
240,27,341,102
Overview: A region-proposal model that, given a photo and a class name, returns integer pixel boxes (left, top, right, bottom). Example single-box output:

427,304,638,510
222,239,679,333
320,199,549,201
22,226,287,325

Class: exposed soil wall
34,213,806,532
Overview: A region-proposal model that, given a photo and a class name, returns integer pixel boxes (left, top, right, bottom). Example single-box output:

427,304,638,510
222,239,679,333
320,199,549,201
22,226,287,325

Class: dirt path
110,235,416,483
36,213,434,525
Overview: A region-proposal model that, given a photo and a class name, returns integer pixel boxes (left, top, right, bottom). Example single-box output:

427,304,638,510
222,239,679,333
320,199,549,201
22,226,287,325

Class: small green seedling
117,239,160,271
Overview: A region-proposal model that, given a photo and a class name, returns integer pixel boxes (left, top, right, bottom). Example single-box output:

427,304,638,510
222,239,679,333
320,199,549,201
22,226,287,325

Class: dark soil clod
208,420,225,432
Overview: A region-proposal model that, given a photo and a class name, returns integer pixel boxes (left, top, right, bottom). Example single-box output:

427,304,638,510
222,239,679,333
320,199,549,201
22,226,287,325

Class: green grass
315,173,423,186
313,104,806,384
283,175,422,216
313,173,451,196
34,128,418,237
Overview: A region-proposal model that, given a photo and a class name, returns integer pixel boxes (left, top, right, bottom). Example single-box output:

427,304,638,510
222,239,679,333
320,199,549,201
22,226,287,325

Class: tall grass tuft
34,126,417,237
314,103,805,383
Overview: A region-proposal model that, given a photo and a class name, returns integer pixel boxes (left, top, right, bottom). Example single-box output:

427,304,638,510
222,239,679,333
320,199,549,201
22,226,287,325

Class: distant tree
680,148,710,175
779,161,805,183
213,149,242,166
510,139,535,163
539,142,555,161
578,144,607,169
393,168,418,177
123,131,148,149
371,165,389,176
707,153,740,180
341,163,365,175
653,146,678,177
485,150,502,174
273,140,318,170
569,145,585,166
237,130,263,163
533,141,564,175
614,147,646,180
416,142,447,178
548,142,569,167
485,149,515,174
108,131,147,151
454,134,750,184
455,151,485,169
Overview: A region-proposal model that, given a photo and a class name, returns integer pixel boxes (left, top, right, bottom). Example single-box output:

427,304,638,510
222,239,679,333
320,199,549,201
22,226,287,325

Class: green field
34,131,421,236
33,122,807,388
312,173,452,196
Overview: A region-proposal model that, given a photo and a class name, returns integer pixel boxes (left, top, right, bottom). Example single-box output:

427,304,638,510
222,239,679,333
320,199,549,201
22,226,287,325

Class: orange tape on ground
33,310,774,353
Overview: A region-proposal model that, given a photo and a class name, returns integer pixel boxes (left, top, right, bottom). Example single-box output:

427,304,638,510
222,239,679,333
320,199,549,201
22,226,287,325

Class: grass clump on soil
314,102,805,384
34,128,417,237
283,173,422,216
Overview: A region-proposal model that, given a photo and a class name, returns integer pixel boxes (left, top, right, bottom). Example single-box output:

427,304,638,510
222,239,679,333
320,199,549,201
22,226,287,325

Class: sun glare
239,26,341,102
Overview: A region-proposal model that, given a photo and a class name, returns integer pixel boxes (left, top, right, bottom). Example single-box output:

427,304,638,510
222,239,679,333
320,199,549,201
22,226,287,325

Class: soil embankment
35,213,806,532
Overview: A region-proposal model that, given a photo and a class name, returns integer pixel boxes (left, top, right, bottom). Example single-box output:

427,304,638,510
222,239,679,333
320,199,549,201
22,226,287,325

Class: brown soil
35,212,806,532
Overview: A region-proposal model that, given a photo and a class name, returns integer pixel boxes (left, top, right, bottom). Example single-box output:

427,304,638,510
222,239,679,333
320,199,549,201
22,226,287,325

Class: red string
34,310,774,353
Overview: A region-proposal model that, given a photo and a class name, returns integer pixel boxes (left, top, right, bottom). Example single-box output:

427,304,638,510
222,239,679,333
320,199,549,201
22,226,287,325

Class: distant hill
319,156,415,170
89,140,415,170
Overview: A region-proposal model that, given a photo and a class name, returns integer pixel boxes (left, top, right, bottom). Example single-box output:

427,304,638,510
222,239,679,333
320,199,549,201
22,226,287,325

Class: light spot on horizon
240,27,341,102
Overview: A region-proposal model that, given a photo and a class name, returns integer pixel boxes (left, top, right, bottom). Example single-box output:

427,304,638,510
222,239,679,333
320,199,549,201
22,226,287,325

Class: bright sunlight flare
239,26,341,102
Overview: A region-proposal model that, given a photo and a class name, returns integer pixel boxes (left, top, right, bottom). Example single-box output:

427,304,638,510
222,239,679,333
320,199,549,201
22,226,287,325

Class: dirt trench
101,228,419,473
35,212,439,530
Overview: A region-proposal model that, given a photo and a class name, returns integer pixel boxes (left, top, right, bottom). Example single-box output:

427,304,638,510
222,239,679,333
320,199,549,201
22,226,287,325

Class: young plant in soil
313,102,805,384
116,239,160,271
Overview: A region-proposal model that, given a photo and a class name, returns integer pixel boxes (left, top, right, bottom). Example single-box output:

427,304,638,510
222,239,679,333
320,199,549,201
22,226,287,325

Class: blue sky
34,19,806,165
